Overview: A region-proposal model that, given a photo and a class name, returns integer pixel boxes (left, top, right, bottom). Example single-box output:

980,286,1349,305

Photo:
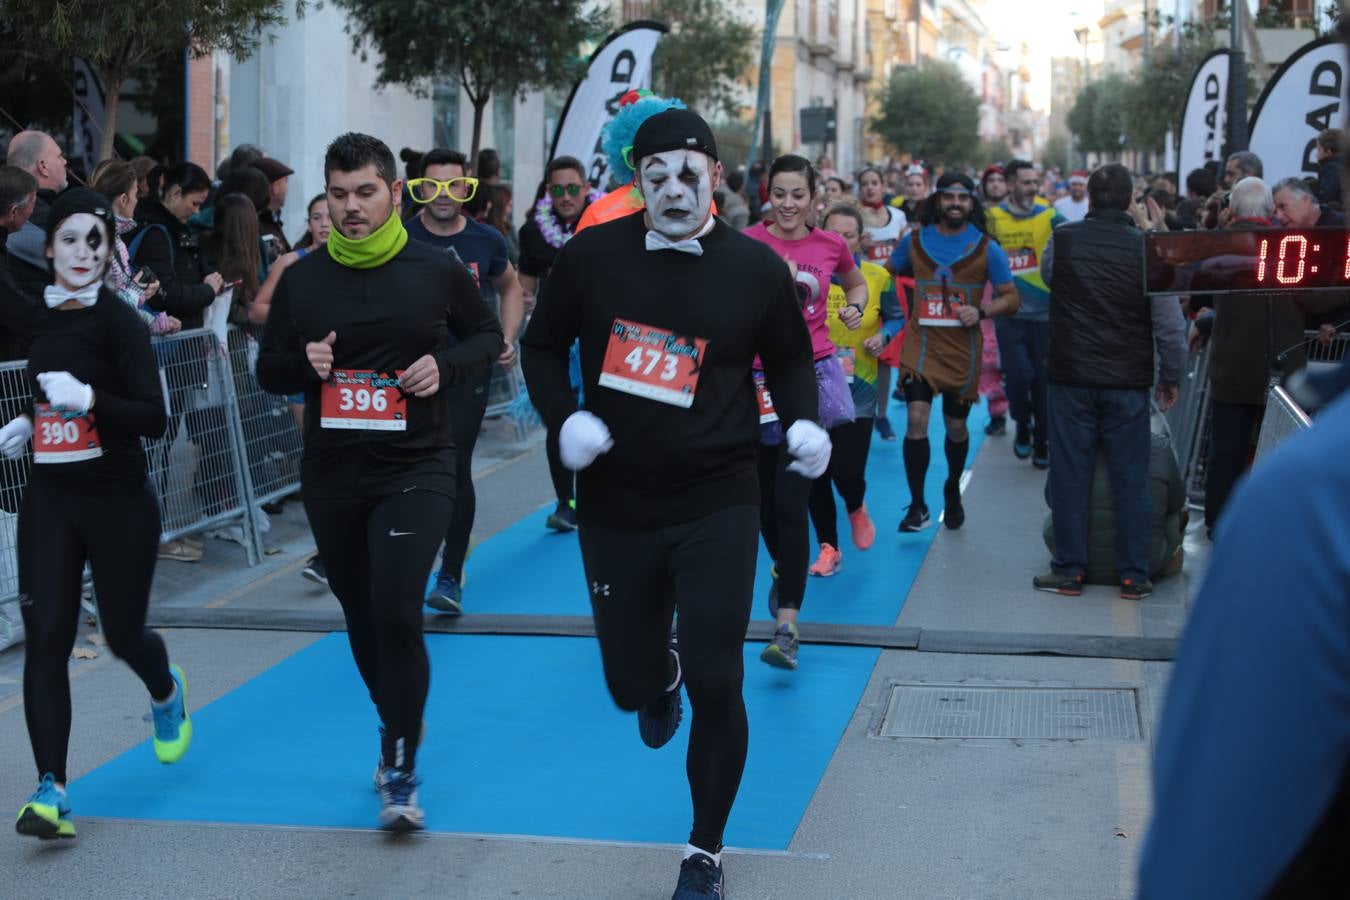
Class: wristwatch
977,308,987,321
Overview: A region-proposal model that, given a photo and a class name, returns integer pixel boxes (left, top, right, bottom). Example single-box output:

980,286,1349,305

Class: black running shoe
942,481,965,530
984,415,1006,436
898,504,931,532
1014,423,1032,459
638,646,683,749
672,853,725,899
301,556,328,586
1032,444,1050,470
546,501,578,532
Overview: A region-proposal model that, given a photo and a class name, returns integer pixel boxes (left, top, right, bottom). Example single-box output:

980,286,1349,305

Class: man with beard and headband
257,133,502,832
883,171,1020,533
403,148,525,615
521,108,827,900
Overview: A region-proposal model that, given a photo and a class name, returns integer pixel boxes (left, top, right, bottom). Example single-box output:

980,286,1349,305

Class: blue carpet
73,633,878,849
74,401,988,845
463,402,989,626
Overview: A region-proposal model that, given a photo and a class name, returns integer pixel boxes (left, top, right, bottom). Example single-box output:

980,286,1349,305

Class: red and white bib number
1008,247,1038,276
866,241,894,263
917,285,964,328
33,404,102,463
320,370,407,431
599,319,709,409
753,372,778,424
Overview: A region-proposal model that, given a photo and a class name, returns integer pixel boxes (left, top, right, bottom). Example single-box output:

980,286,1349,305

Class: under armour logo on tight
591,582,611,597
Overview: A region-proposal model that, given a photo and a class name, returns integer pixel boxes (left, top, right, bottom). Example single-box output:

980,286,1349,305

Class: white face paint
48,213,110,291
639,150,714,240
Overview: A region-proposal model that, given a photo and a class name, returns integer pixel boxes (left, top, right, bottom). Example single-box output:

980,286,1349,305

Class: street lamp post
1227,0,1249,153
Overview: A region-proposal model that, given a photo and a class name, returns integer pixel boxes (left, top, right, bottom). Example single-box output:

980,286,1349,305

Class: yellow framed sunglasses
408,177,479,203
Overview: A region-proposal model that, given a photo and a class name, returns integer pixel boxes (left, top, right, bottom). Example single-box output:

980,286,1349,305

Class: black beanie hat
631,109,719,165
44,187,115,246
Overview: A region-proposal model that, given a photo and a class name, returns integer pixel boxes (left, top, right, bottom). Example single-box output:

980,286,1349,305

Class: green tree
1042,132,1071,172
872,61,980,165
646,0,754,120
5,0,297,161
335,0,610,166
1068,75,1131,157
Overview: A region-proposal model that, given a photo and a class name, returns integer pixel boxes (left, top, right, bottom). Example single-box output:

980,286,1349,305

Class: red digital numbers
1256,232,1322,286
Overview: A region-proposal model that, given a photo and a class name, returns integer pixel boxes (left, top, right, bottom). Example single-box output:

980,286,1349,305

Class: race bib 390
33,404,102,463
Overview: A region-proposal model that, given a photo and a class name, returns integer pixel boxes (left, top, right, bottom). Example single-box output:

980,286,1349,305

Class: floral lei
533,189,602,249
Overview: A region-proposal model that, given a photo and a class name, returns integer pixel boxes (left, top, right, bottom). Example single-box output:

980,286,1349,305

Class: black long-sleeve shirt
256,240,503,498
521,213,817,529
25,289,167,487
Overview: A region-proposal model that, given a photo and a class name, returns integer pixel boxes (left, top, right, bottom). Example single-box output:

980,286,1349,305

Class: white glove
558,410,614,472
37,371,94,413
0,416,33,460
786,420,832,479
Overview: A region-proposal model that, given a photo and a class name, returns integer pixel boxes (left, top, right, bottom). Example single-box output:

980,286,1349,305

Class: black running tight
578,505,758,854
439,368,491,579
808,417,873,548
305,487,453,774
756,443,812,611
19,477,173,784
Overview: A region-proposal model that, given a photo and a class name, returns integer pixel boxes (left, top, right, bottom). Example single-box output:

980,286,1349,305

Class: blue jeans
995,317,1050,448
1047,384,1151,582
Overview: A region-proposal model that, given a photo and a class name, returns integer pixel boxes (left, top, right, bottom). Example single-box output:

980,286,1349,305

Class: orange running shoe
848,504,876,550
808,543,843,577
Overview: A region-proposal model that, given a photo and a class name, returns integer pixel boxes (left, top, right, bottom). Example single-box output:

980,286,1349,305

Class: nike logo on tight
388,530,416,537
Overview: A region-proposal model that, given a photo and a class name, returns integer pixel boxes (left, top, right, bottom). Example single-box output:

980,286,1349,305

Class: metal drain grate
878,684,1142,740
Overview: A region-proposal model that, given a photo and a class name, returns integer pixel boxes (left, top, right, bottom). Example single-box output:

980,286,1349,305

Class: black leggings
439,369,491,579
808,417,873,548
545,425,574,506
19,477,173,784
578,505,758,854
757,443,812,611
305,487,453,774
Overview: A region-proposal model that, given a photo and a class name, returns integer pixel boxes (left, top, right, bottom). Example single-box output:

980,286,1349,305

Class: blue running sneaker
638,644,682,749
152,664,192,763
425,570,463,615
15,774,74,840
672,852,725,899
376,767,425,832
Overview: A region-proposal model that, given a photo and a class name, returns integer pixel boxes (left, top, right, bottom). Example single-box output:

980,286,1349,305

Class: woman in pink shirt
743,155,866,670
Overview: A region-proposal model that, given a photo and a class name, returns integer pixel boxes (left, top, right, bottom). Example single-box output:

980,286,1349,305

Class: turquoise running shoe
15,773,74,840
152,663,193,763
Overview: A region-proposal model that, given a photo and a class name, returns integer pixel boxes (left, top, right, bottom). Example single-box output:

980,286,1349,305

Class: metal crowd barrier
1167,329,1344,514
1254,385,1314,459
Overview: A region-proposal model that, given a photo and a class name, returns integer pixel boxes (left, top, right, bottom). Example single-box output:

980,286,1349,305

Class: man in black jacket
1034,164,1187,600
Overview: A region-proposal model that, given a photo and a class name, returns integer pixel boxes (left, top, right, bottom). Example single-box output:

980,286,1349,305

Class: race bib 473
598,319,709,408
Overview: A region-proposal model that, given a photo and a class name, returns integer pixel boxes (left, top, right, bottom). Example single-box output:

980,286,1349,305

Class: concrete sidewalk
0,423,1195,899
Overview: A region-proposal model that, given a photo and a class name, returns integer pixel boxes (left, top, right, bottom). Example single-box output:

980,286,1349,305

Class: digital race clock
1145,227,1350,295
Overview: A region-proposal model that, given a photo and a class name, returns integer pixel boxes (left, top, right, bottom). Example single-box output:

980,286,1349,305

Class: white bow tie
645,231,704,257
43,283,101,309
